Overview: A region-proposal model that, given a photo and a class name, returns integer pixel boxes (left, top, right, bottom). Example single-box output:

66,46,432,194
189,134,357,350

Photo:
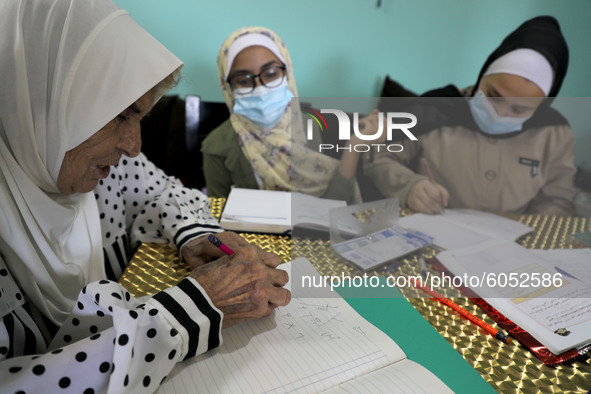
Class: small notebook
219,188,346,234
158,258,452,393
398,209,533,250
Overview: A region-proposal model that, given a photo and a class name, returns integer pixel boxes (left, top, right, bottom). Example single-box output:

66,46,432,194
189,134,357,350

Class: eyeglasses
227,64,287,94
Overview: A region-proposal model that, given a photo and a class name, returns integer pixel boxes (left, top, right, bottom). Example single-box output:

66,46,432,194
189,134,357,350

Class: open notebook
158,258,452,393
219,188,346,234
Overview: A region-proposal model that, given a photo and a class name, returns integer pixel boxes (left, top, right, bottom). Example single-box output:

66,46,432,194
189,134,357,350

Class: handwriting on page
158,259,410,394
518,288,591,330
159,295,404,394
280,300,368,342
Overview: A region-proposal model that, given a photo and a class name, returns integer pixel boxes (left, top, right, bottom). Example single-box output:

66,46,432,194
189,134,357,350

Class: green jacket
201,119,357,203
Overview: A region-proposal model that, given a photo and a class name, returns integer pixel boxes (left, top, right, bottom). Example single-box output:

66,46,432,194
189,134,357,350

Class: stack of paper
398,209,591,356
437,241,591,355
398,209,533,250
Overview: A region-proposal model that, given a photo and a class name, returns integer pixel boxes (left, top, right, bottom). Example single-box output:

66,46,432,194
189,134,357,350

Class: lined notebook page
325,360,453,394
158,259,407,393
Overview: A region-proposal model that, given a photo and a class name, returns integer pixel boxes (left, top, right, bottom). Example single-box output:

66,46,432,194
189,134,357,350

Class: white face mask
232,80,294,129
469,90,533,135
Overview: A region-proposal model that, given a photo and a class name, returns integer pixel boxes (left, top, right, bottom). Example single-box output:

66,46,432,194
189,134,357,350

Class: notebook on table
433,240,591,365
157,258,452,393
219,188,346,234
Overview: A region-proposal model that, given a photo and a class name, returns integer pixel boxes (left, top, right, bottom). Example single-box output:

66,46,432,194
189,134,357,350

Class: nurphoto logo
304,109,418,153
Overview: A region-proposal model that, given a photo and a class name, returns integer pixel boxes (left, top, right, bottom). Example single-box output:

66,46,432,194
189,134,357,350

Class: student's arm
322,171,357,203
304,113,358,203
362,136,427,206
201,120,238,199
526,125,576,215
203,152,233,198
320,111,382,203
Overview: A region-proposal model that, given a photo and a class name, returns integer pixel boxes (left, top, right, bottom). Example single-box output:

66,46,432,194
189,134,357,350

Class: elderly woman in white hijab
0,1,290,392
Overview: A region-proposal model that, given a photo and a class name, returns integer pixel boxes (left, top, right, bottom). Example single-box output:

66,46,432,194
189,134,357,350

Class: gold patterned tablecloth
118,198,591,393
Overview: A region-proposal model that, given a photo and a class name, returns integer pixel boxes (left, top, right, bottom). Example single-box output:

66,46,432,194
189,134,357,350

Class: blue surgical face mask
232,80,294,129
469,90,532,135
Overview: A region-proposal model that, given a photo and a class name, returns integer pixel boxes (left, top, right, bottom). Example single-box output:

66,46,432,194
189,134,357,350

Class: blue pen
554,266,580,282
419,255,427,277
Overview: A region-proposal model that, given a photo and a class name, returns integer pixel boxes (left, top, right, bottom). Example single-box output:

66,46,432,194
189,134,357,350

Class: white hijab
0,0,182,325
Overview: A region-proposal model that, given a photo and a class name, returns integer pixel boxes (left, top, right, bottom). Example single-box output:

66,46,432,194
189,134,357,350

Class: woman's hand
190,245,291,328
182,231,250,270
407,179,449,214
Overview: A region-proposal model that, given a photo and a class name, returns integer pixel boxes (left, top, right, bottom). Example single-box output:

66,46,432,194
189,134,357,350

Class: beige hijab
0,0,182,325
218,26,344,196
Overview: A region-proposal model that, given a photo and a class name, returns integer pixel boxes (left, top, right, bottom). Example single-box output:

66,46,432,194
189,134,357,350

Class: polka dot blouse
0,153,224,392
96,153,223,280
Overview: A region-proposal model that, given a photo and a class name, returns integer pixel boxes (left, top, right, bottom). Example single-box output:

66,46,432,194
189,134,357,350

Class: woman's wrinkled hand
189,245,291,328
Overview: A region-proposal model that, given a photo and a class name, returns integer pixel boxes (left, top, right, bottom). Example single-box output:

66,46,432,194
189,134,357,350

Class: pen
554,266,580,282
208,234,235,255
421,158,445,213
408,276,511,344
419,255,427,277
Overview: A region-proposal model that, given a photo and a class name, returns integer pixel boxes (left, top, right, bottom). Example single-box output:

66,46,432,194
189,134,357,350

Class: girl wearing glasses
202,26,366,203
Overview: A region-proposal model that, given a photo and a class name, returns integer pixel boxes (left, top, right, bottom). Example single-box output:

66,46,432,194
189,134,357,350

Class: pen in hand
208,234,235,256
421,158,445,213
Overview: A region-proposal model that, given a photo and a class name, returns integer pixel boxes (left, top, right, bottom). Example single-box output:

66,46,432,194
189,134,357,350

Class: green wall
113,0,591,169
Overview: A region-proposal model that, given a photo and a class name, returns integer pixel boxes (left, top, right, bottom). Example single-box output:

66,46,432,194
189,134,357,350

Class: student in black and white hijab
366,16,576,216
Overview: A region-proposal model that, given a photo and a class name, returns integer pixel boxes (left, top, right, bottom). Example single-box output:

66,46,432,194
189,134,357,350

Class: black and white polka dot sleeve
101,153,223,253
1,276,222,393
